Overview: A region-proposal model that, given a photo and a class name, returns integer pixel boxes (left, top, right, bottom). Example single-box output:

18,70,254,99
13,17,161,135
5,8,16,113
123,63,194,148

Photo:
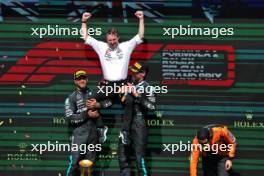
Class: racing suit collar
77,87,88,94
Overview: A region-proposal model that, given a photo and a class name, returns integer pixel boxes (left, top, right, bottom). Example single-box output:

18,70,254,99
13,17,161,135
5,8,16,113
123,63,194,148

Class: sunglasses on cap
75,75,87,80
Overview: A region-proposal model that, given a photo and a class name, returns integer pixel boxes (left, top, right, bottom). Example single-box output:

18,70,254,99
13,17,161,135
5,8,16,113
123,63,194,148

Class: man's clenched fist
135,11,144,19
82,12,91,22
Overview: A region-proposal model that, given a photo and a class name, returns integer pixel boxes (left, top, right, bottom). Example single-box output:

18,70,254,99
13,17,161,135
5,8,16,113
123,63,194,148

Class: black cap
129,61,148,73
197,128,211,142
74,70,87,80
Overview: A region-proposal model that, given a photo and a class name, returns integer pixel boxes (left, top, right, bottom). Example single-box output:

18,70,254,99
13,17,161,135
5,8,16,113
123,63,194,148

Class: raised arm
135,11,144,39
81,12,92,41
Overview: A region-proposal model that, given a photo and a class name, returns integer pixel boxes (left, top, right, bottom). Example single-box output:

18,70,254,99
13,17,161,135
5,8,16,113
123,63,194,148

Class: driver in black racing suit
118,61,156,176
65,70,111,176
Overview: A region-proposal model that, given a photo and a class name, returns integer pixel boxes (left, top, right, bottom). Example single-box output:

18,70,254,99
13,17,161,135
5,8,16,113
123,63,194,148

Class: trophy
79,159,93,176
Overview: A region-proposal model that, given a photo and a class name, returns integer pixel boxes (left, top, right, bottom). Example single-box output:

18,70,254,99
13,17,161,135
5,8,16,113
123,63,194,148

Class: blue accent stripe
66,155,73,176
141,158,147,176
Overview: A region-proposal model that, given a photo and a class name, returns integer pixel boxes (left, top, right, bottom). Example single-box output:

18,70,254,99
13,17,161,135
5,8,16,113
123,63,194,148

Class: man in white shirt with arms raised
81,11,144,145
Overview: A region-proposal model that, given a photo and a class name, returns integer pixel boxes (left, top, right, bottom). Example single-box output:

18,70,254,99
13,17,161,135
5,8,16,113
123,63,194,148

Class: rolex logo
234,110,264,128
245,110,253,120
149,111,175,127
18,143,27,153
155,111,163,118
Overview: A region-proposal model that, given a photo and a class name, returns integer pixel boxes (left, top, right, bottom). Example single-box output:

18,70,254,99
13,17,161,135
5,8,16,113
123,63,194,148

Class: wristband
81,21,87,23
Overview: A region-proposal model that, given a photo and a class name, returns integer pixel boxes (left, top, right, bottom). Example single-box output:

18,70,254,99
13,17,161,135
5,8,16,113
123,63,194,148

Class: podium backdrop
0,1,264,175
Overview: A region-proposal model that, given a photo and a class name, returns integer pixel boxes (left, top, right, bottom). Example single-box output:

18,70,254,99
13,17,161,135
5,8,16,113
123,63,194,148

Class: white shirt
85,35,143,81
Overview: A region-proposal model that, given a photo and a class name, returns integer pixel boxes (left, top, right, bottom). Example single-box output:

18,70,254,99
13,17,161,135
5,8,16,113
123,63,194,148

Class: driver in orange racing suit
190,124,236,176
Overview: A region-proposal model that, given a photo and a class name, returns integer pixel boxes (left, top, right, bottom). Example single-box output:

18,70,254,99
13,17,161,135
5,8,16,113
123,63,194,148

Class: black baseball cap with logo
129,61,149,73
74,70,87,80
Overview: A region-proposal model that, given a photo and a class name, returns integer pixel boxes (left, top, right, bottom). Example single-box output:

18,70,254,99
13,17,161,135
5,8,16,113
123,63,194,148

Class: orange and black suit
190,125,236,176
